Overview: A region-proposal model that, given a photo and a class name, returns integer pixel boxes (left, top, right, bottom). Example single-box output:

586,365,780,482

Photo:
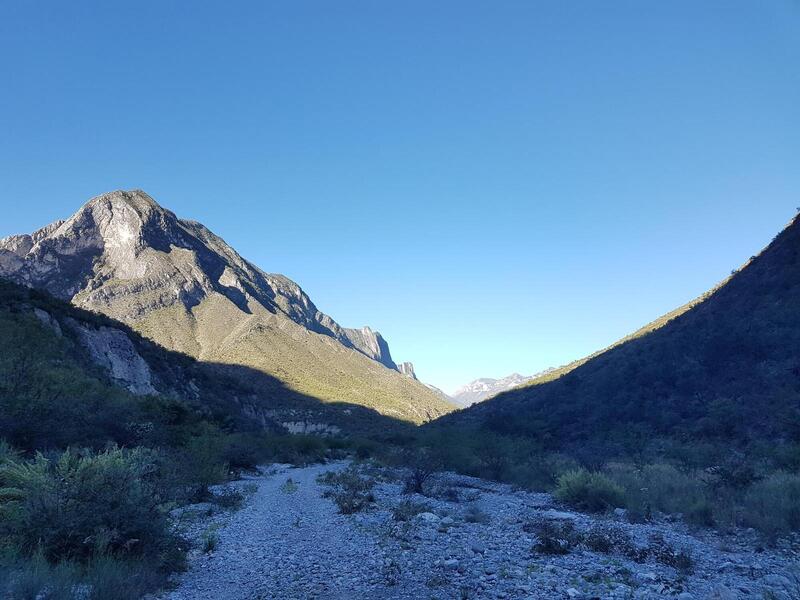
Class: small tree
402,447,442,495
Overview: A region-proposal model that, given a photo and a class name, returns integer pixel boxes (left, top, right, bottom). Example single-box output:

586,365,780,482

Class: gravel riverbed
159,461,800,600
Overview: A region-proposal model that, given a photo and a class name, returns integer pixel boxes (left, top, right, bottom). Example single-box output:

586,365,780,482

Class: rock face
396,362,417,379
0,190,454,423
451,372,541,406
67,319,157,396
341,326,397,370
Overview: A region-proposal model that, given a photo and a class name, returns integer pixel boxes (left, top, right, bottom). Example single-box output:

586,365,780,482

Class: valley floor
160,461,799,600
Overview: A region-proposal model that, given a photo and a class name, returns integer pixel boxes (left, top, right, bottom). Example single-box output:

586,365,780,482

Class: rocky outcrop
32,308,63,337
341,326,397,370
396,361,417,380
281,421,341,436
66,319,157,396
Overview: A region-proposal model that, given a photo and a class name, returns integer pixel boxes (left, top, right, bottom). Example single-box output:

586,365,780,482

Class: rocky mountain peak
0,191,441,401
0,189,190,298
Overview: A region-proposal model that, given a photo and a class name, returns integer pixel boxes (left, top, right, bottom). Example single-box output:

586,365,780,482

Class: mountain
451,372,543,406
436,213,800,458
0,190,455,425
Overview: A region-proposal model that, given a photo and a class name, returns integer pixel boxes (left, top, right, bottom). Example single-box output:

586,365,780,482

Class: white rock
417,512,440,524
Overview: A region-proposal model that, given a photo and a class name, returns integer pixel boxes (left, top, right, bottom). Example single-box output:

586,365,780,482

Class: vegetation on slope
129,297,455,425
441,213,800,459
423,214,800,538
0,280,402,597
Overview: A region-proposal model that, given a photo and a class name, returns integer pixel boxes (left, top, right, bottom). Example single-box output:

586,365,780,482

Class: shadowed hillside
437,213,800,458
0,278,415,446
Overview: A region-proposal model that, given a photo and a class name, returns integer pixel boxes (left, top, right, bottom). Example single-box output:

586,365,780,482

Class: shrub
3,552,78,600
280,478,298,494
0,439,18,464
180,427,229,501
506,453,580,491
201,526,220,554
221,433,267,472
318,466,375,514
0,447,183,570
354,440,378,460
528,519,582,555
584,527,613,553
555,469,624,513
713,453,757,490
401,448,442,495
685,498,715,527
743,472,800,539
392,500,431,522
437,486,460,503
647,533,693,573
605,463,712,524
85,555,162,600
212,488,245,510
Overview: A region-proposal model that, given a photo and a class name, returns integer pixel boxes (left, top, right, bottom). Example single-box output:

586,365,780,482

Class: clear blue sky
1,2,798,394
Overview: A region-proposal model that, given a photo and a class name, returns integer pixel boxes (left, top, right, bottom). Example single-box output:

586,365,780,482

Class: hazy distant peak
451,370,554,407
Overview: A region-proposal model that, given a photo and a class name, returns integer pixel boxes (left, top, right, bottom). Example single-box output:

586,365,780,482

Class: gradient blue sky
1,2,798,393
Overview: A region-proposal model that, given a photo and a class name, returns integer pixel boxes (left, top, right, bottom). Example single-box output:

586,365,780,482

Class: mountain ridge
0,190,455,424
451,373,534,406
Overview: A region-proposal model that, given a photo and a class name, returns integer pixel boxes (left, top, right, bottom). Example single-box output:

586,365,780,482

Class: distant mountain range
450,372,553,406
438,212,800,457
0,190,455,426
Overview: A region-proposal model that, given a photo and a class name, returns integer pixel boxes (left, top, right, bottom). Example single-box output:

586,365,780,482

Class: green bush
685,497,716,527
180,426,229,501
85,555,162,600
605,463,712,524
0,447,183,570
584,525,634,555
318,466,375,514
402,447,442,495
221,433,267,472
2,552,78,600
200,525,220,554
247,434,327,466
743,472,800,539
647,533,693,573
555,469,625,513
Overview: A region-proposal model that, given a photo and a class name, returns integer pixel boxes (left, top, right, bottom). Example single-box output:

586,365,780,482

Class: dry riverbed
159,461,800,600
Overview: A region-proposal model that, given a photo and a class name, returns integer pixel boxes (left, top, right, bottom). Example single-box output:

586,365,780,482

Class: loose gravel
160,461,800,600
